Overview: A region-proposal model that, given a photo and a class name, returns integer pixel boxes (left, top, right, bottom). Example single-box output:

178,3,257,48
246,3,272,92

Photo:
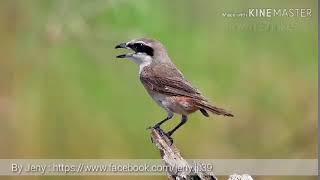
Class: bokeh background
0,0,317,180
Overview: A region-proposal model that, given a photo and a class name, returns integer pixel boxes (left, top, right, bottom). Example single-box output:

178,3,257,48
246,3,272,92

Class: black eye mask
129,43,154,56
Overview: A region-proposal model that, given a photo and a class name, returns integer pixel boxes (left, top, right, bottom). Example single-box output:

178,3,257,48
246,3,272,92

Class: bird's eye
136,43,144,48
134,43,145,51
132,42,154,56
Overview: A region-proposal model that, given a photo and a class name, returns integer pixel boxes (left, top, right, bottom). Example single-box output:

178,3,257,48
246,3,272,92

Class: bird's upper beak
115,42,131,58
115,43,127,49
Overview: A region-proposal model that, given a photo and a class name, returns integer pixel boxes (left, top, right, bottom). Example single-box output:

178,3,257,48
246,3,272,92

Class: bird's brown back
140,63,208,101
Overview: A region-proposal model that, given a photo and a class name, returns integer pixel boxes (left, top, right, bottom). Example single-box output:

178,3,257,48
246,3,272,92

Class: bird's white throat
128,53,152,74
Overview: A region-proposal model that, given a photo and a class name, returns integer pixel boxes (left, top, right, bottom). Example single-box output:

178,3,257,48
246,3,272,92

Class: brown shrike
115,38,233,138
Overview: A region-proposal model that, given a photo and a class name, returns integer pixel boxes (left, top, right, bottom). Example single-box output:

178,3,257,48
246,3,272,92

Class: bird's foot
153,124,161,129
147,124,173,145
146,123,162,130
163,131,174,145
149,123,161,130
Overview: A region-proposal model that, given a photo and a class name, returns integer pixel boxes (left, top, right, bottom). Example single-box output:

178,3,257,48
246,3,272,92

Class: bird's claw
146,125,161,130
163,131,174,145
147,124,173,145
153,124,161,129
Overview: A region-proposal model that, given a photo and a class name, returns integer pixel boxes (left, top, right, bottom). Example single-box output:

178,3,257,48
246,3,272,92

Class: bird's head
115,38,169,67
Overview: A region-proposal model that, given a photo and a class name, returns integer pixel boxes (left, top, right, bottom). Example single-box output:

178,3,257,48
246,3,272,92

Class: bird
115,38,233,139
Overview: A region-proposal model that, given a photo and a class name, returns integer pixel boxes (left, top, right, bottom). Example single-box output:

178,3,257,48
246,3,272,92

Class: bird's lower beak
115,42,131,58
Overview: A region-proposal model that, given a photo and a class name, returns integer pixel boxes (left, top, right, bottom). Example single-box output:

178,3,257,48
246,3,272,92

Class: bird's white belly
150,92,170,108
146,91,195,115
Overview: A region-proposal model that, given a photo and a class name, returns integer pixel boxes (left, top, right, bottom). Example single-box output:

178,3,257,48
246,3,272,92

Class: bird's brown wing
140,65,234,117
140,74,235,117
140,72,208,101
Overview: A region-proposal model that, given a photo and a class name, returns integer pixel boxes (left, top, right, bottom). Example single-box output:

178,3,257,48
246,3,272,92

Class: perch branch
150,127,217,180
150,127,254,180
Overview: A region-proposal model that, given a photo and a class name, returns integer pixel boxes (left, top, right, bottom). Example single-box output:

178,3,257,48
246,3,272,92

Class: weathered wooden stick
150,127,217,180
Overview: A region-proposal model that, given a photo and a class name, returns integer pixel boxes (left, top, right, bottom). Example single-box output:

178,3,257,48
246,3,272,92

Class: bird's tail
194,100,234,117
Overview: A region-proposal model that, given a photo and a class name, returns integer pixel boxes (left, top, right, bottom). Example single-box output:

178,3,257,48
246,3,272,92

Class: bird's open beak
115,42,131,58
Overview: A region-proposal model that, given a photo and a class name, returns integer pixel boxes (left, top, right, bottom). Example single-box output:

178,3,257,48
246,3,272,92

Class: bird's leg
153,111,174,129
167,115,188,137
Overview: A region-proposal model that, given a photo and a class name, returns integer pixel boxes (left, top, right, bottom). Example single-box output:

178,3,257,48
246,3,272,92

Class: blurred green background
0,0,317,180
